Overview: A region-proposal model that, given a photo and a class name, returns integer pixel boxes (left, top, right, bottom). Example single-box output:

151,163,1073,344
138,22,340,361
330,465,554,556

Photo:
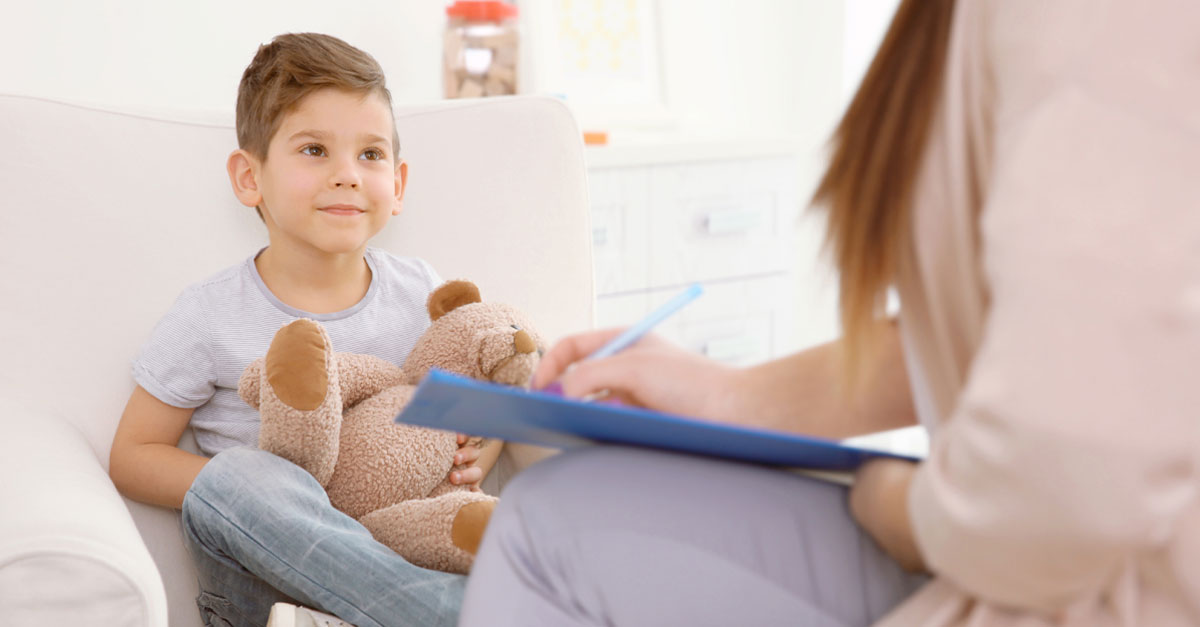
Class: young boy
108,33,493,627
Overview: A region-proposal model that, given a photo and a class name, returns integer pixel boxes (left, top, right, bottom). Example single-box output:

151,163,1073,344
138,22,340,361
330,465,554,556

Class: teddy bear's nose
513,329,536,354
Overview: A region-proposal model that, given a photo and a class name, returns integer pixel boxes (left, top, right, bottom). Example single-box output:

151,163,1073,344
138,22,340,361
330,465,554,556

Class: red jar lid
446,1,518,21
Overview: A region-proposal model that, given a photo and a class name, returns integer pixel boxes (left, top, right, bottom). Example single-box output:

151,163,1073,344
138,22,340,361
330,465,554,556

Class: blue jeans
181,447,465,627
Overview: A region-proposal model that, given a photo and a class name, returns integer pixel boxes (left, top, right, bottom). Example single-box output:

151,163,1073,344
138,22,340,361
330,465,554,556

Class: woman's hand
849,458,927,573
533,328,740,423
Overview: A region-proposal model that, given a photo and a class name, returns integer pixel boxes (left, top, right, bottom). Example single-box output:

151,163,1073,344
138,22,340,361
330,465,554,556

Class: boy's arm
109,385,208,510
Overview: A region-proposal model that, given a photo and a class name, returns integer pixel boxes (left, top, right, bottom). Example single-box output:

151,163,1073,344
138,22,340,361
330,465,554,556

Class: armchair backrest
0,93,594,627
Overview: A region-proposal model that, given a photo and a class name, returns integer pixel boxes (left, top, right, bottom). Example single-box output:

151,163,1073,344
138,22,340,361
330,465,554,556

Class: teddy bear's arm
335,353,407,408
242,353,406,413
238,357,266,410
254,319,343,486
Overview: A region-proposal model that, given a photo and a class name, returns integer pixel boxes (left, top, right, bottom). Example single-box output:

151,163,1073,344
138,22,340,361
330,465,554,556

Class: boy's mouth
319,204,364,216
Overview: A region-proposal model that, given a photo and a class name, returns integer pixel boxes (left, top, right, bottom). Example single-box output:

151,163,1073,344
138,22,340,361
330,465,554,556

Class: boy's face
229,88,405,257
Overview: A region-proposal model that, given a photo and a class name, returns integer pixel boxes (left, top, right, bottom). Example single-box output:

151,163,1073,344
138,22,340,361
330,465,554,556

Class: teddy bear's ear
427,280,482,321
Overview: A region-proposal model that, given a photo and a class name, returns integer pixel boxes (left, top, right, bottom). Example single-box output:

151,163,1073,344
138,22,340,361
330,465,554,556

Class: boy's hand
449,433,485,491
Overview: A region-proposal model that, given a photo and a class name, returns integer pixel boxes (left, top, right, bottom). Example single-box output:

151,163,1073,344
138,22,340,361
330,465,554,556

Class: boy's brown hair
235,32,400,162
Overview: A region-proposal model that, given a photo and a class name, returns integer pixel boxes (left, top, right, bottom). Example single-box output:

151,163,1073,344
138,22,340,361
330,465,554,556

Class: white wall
0,0,903,134
0,1,445,116
0,0,849,142
657,0,843,143
843,0,901,103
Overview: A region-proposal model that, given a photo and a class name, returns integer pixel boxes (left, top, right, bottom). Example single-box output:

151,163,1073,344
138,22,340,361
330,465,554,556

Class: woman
460,0,1199,624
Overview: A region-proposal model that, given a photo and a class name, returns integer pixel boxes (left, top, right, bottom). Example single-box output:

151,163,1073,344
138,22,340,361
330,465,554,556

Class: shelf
584,134,804,169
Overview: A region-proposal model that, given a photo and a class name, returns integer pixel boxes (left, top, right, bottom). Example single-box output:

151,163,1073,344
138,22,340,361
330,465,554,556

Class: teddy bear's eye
510,324,521,331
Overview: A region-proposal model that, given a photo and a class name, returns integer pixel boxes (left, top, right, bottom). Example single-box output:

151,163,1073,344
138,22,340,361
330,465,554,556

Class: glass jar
443,1,520,99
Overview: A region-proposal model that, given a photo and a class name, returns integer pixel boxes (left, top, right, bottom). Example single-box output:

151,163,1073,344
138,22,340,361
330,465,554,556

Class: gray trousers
460,446,927,627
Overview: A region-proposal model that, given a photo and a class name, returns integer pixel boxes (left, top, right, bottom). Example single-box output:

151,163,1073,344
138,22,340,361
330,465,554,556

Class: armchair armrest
0,398,168,627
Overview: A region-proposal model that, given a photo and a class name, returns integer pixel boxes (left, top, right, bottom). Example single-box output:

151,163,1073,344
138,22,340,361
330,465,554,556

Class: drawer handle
703,336,761,362
705,208,762,235
593,226,609,247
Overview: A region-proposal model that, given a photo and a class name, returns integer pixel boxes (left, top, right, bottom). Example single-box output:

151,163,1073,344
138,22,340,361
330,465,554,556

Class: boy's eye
300,144,326,157
360,148,385,161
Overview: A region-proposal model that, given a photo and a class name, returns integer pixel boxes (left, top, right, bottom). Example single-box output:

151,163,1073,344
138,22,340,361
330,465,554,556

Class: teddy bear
237,279,545,574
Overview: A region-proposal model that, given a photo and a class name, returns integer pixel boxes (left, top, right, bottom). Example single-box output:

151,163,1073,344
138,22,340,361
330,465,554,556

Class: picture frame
519,0,672,129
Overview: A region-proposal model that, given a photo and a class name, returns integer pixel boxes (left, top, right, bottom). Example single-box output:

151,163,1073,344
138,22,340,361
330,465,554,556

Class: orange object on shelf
445,0,517,21
443,1,519,99
583,131,608,146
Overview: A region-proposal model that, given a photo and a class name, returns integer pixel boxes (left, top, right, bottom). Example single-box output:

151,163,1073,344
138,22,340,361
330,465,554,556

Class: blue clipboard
395,369,921,473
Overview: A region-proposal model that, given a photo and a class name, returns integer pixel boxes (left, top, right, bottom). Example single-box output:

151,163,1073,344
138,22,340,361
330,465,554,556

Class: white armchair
0,94,594,627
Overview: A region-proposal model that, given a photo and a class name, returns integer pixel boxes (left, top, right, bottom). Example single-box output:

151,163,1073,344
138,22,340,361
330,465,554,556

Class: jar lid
446,1,519,21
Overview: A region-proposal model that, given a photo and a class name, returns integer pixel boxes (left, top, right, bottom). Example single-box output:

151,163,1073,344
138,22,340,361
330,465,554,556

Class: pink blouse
881,0,1200,624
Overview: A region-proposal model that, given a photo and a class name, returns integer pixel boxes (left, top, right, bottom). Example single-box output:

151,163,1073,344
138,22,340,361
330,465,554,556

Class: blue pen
586,283,703,360
540,283,703,400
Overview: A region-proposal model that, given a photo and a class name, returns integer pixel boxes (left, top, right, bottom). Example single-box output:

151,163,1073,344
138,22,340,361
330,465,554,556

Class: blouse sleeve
908,5,1200,612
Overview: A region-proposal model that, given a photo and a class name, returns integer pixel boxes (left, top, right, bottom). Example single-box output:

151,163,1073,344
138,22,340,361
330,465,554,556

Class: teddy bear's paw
266,318,332,410
258,319,343,486
450,499,496,556
360,492,497,574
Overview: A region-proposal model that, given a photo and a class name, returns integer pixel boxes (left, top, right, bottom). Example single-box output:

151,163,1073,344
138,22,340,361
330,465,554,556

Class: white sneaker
266,602,356,627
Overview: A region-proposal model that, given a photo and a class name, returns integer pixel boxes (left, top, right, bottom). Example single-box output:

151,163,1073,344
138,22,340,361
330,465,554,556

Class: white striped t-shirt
132,247,441,456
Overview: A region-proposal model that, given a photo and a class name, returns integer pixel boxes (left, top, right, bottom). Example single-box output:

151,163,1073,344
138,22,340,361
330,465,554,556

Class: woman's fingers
560,343,737,422
533,328,735,421
560,351,648,402
532,327,628,388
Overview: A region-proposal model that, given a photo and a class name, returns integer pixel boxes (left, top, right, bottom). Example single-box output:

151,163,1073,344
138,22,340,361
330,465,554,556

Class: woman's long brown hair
812,0,956,386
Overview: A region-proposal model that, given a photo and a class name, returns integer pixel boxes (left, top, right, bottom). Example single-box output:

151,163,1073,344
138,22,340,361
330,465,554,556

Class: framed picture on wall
519,0,672,129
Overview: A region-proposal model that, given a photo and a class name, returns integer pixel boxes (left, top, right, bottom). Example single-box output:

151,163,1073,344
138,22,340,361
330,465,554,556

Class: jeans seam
187,488,384,627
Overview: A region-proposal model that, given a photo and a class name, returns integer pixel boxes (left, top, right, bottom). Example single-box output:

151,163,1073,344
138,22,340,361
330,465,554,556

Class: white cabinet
584,139,926,457
586,140,839,367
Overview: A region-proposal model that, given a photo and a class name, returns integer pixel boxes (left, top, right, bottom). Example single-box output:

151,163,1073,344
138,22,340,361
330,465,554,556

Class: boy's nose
330,160,362,189
332,174,360,189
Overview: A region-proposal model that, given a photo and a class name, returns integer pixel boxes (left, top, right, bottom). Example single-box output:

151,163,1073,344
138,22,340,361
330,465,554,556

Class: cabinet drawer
676,311,774,366
662,275,795,366
588,168,650,295
648,157,800,287
594,291,650,332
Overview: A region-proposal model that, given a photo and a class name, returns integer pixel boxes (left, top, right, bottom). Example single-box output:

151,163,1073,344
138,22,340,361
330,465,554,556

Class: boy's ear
227,149,263,209
393,159,408,217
